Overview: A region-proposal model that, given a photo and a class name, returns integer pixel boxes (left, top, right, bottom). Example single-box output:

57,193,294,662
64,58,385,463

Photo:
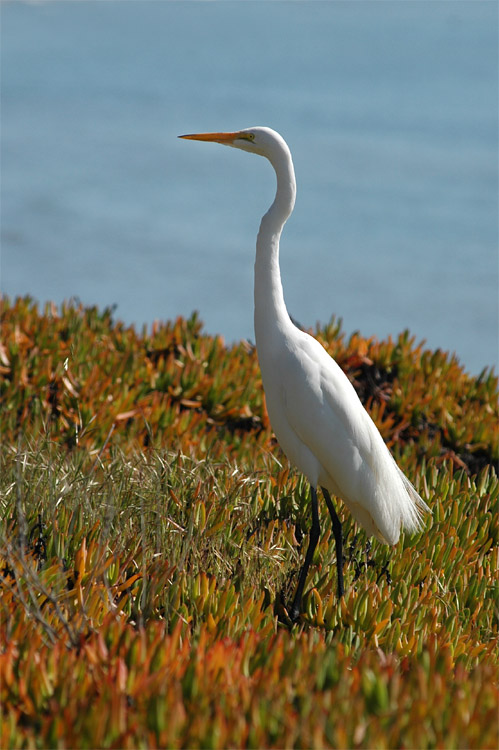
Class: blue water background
2,1,498,374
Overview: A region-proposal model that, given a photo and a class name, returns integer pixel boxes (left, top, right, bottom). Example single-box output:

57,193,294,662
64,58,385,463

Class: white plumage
180,126,430,619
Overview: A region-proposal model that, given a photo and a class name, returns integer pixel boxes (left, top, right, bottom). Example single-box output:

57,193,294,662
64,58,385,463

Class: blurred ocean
2,1,497,374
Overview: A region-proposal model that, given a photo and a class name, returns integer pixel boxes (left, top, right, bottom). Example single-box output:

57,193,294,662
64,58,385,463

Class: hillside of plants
1,295,498,749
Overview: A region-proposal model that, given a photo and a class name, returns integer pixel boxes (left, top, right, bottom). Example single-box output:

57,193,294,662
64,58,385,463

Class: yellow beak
178,131,241,144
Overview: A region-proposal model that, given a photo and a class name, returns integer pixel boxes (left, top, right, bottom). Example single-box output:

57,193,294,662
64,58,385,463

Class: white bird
179,127,430,621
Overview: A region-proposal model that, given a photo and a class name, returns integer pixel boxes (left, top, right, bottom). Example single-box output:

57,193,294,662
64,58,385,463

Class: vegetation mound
1,296,497,749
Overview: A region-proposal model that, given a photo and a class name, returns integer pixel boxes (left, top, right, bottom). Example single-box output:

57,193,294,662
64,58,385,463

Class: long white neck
254,143,297,349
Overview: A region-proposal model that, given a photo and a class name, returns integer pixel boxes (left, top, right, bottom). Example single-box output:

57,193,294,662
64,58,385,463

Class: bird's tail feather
397,467,431,531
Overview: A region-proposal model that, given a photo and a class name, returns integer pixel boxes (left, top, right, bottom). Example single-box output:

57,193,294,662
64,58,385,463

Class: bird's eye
245,133,255,142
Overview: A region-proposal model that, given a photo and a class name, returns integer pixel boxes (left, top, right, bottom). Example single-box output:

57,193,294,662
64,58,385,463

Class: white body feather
251,127,429,545
180,125,430,549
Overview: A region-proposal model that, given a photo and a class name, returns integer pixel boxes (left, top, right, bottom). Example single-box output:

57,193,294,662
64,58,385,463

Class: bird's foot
274,586,299,627
274,599,299,628
288,604,302,625
375,562,392,587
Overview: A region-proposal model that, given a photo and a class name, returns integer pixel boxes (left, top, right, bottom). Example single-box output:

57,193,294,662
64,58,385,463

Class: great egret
179,127,430,621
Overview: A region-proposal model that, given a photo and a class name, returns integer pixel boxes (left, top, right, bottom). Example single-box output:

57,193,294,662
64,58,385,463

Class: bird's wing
278,330,427,543
280,331,374,486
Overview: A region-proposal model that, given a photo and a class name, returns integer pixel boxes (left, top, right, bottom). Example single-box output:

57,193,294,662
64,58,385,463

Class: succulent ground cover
1,295,497,749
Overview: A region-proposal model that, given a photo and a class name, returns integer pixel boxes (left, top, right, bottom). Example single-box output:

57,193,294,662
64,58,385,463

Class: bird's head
179,126,290,164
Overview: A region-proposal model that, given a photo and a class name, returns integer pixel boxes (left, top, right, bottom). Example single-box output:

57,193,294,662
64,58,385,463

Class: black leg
290,485,320,622
321,487,344,598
